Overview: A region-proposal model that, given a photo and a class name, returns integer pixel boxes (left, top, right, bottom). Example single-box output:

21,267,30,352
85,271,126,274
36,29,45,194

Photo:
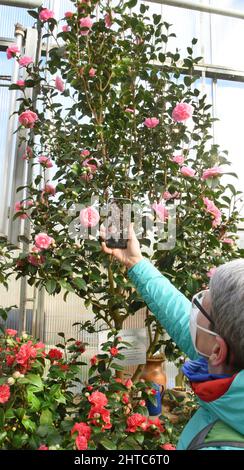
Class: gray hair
210,258,244,369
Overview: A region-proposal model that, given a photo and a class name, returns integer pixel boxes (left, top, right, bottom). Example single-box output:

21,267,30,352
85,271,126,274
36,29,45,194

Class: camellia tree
4,0,244,374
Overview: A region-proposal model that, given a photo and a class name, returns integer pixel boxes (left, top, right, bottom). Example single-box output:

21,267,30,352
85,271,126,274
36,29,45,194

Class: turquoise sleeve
128,258,198,360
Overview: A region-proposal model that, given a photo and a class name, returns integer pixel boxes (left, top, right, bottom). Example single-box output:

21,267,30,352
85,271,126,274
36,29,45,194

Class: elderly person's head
191,259,244,374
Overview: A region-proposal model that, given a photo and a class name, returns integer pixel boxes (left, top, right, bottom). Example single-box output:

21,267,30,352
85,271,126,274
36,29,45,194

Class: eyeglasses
191,289,215,327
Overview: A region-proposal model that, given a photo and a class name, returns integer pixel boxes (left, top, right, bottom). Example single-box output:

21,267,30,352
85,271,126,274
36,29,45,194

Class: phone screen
105,198,131,249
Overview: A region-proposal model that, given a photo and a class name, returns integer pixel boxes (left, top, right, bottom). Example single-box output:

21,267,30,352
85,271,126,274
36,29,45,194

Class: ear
209,336,228,367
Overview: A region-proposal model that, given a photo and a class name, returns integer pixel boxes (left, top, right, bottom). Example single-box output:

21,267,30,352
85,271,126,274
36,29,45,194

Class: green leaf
100,437,117,450
23,374,43,390
40,409,53,426
73,277,87,291
27,9,39,19
0,408,5,428
22,417,37,433
45,279,57,294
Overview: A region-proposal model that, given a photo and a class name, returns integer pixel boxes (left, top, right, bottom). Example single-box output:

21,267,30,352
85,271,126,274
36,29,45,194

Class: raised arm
100,223,198,360
128,258,198,359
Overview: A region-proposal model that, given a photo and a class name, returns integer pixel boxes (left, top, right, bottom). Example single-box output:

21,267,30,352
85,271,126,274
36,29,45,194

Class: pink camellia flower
126,413,147,433
38,156,53,168
16,80,25,87
39,8,55,22
19,110,38,128
80,206,100,228
110,346,119,357
6,44,20,59
161,443,176,450
207,267,217,278
80,16,93,35
22,146,33,160
88,391,108,407
0,384,10,404
82,158,97,174
203,197,222,228
125,108,135,113
139,400,146,406
222,237,234,245
5,329,17,337
81,149,90,157
62,25,70,32
202,166,223,180
43,184,56,195
105,13,112,28
152,202,169,222
65,11,74,18
172,155,185,165
55,76,65,92
180,166,196,177
147,417,164,433
90,355,98,366
15,201,27,219
35,233,54,250
19,56,33,67
38,444,49,450
172,102,194,122
162,191,172,201
143,117,159,128
76,435,88,450
89,67,96,77
26,200,34,208
28,252,45,267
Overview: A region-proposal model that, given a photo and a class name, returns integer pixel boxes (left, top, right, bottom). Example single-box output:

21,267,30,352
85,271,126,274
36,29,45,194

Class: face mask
190,307,218,358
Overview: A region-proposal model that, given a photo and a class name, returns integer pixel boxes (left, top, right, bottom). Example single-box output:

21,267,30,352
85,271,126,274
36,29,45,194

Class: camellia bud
7,377,15,385
22,334,28,340
84,392,90,397
12,371,21,379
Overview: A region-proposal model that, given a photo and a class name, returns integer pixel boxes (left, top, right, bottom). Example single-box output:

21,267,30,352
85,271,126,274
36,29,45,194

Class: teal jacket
128,258,244,450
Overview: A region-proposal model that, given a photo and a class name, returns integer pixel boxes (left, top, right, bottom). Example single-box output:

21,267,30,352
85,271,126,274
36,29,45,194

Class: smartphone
105,197,132,249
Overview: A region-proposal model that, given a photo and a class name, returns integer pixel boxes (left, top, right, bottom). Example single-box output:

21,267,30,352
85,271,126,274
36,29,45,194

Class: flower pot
140,358,167,416
140,358,167,388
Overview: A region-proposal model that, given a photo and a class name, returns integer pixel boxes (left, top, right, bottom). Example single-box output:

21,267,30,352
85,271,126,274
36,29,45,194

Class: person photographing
100,223,244,450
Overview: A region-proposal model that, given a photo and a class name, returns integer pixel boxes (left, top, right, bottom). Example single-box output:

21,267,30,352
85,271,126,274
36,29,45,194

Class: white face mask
190,303,218,358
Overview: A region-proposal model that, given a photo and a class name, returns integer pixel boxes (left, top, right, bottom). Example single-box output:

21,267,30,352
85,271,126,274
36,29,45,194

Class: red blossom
126,413,147,433
88,391,108,407
110,347,119,357
48,348,63,361
0,384,10,404
71,422,91,440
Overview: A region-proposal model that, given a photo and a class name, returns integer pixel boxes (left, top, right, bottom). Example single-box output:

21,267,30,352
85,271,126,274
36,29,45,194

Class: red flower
38,444,49,450
0,384,10,404
90,355,98,366
122,393,130,404
6,355,15,366
147,417,165,433
87,385,93,391
16,341,37,366
110,347,119,356
161,443,176,450
5,329,17,337
88,391,108,407
76,435,88,450
126,413,147,433
59,364,69,371
48,348,63,361
125,379,133,388
75,341,85,353
88,406,111,430
71,422,91,440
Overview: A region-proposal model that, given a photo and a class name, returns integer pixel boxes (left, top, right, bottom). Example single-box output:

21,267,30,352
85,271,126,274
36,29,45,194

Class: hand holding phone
105,198,131,249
